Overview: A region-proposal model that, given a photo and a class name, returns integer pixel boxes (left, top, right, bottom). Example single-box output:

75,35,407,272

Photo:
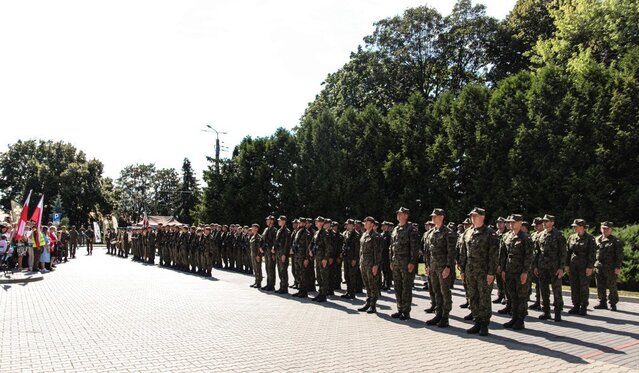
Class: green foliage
616,224,639,290
0,140,113,225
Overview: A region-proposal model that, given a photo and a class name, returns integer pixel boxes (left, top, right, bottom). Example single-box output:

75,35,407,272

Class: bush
615,224,639,291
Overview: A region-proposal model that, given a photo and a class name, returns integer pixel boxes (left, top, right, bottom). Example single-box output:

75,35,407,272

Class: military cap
362,216,375,223
468,207,486,216
277,215,287,221
315,216,325,222
601,221,614,228
430,208,445,217
374,220,380,226
447,222,456,228
196,228,203,232
345,219,355,225
396,207,410,214
292,219,299,224
71,225,76,228
571,219,587,227
265,215,275,220
354,220,362,225
522,221,530,227
324,219,332,224
331,221,339,227
496,216,506,223
532,217,543,225
251,223,260,228
541,214,555,222
505,214,523,222
204,226,212,230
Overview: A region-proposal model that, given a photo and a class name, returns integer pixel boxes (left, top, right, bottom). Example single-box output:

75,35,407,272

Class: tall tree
177,158,200,225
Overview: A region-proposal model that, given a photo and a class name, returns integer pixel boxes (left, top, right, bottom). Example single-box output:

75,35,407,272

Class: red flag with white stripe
14,190,32,241
30,195,44,247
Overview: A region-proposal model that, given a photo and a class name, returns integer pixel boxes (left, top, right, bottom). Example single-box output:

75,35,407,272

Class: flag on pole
14,190,32,241
142,212,149,228
30,195,44,248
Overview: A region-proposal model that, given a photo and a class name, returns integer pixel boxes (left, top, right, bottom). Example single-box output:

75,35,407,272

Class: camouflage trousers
292,254,302,285
251,251,263,285
538,267,564,312
495,268,506,297
431,266,453,317
148,246,155,264
316,258,330,296
506,272,530,320
595,267,619,306
265,253,277,288
295,256,315,292
277,255,289,290
360,263,379,303
427,272,437,307
380,258,392,288
569,262,591,307
465,264,492,323
392,259,415,314
344,259,360,295
332,258,342,290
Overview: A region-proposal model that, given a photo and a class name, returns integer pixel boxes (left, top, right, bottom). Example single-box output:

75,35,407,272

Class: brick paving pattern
1,246,637,372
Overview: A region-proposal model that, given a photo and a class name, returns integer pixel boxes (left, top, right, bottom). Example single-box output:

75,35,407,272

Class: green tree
177,158,200,225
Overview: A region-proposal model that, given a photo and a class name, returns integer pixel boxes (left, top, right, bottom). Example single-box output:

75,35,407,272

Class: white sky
0,0,516,180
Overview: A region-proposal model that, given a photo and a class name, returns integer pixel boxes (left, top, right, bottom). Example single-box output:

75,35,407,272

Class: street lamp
202,125,228,175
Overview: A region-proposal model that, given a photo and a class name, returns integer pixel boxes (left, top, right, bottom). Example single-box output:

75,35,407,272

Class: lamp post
203,125,227,175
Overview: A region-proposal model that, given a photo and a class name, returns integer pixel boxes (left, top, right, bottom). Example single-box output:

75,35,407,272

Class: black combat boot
340,292,351,299
497,305,511,314
594,302,608,309
366,303,377,314
391,311,402,319
358,301,371,312
250,283,257,288
539,310,551,320
611,304,617,311
463,312,474,321
437,316,449,328
568,306,580,314
298,291,308,299
399,312,411,320
512,318,525,331
424,304,437,313
503,317,516,328
315,294,327,303
466,322,481,334
478,322,489,336
459,301,469,309
528,301,541,310
579,305,587,316
554,309,562,322
492,294,504,304
426,313,442,326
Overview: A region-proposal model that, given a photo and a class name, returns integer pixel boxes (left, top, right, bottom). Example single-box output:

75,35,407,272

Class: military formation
105,207,624,338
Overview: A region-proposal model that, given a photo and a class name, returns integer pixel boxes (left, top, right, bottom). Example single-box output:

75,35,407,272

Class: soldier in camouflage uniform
341,219,360,300
262,216,277,291
594,221,623,311
528,218,544,310
380,222,393,290
390,207,420,320
500,215,533,330
331,221,343,291
249,224,263,289
311,217,333,303
459,207,499,336
148,227,156,264
494,217,508,306
275,216,291,294
458,220,472,319
357,216,382,313
290,220,300,288
422,220,437,314
424,209,457,328
566,219,596,316
535,214,567,322
292,218,314,298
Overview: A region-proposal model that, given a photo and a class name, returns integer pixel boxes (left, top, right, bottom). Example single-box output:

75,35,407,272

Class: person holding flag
14,190,32,271
29,194,47,273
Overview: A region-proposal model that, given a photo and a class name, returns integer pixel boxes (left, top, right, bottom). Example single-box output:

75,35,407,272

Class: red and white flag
142,212,149,228
14,190,32,241
30,195,44,247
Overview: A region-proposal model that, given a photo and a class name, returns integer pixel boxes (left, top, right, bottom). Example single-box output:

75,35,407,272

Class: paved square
1,246,637,372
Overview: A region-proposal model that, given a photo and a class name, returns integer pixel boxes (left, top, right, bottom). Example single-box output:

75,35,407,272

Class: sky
0,0,516,181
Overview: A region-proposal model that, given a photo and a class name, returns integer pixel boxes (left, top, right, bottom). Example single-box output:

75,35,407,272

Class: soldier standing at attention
290,220,300,289
357,216,382,314
275,216,291,294
459,207,499,336
566,219,596,316
292,218,313,298
458,220,472,318
528,217,544,311
535,214,567,322
380,222,393,291
390,207,420,321
594,221,623,311
249,224,263,289
494,217,508,307
262,216,277,292
85,225,94,256
311,217,332,303
341,219,360,300
69,225,78,259
422,220,437,314
500,215,533,330
424,209,456,328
